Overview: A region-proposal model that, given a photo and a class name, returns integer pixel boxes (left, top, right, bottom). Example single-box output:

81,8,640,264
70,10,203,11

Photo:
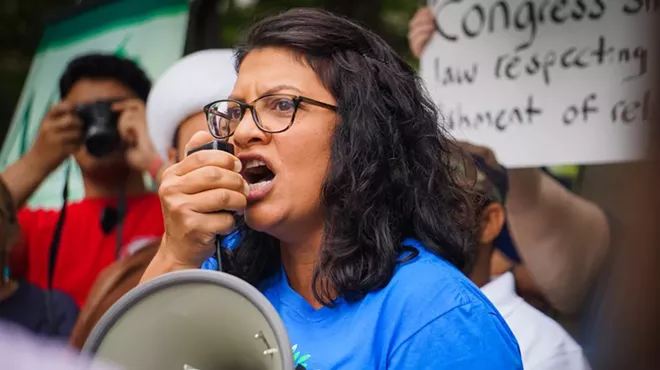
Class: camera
75,99,121,158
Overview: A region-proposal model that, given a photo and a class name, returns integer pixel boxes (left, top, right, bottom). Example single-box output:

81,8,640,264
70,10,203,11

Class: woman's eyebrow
261,84,302,96
229,84,303,101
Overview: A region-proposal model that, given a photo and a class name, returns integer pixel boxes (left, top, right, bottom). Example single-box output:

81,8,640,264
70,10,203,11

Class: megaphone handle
215,235,223,271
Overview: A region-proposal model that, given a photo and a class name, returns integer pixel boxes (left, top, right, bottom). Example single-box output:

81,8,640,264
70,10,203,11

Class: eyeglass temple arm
299,97,337,111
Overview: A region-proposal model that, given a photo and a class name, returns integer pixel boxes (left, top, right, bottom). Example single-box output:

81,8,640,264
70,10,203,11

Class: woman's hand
156,131,249,269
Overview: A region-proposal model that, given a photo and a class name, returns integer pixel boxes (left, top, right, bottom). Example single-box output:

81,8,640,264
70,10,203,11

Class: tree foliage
0,0,77,142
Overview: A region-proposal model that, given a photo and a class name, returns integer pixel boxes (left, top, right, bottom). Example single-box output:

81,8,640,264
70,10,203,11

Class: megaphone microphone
83,269,293,370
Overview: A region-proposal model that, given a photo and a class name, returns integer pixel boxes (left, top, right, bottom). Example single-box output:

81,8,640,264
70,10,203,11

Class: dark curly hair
59,53,151,101
223,8,479,306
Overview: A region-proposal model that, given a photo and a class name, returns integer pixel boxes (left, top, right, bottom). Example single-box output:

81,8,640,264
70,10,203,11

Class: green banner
0,0,189,209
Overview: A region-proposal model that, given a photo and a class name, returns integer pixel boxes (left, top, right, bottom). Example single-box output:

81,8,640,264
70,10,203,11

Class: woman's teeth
245,159,266,169
248,179,272,190
239,157,275,200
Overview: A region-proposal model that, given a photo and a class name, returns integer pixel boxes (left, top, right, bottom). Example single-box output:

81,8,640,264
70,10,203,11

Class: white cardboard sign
420,0,657,168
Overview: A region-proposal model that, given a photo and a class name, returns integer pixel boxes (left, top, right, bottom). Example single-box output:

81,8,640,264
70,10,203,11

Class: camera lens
85,126,121,158
76,100,121,158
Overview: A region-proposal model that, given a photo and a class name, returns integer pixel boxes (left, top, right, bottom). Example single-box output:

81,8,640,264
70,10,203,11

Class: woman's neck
279,229,325,309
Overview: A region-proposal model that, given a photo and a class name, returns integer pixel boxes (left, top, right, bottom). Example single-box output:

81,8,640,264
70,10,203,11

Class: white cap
146,49,237,161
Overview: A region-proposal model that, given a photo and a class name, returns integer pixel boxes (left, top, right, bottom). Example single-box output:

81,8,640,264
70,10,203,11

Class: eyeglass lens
207,94,297,138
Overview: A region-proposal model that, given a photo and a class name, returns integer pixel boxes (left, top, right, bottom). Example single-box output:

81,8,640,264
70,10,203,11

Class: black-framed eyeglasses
203,93,337,139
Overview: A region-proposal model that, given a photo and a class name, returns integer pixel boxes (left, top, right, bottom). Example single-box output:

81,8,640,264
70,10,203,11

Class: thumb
184,131,216,156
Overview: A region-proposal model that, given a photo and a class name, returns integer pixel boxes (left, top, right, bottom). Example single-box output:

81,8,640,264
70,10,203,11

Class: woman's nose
232,109,270,147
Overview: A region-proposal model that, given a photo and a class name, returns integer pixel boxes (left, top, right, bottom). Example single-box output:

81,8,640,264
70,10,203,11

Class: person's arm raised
0,102,82,209
141,131,248,284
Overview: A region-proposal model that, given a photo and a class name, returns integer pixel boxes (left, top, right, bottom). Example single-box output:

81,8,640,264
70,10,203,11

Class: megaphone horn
83,270,294,370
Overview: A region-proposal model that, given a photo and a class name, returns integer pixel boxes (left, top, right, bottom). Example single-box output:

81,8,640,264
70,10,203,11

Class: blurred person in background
143,8,522,369
464,157,590,370
0,175,78,337
408,8,611,314
69,49,237,349
2,171,117,367
585,23,660,367
0,54,164,317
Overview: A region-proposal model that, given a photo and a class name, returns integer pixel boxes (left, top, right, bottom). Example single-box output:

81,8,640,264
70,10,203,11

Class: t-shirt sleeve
387,302,523,370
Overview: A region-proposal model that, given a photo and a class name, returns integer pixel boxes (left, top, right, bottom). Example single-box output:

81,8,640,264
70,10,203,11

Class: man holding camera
68,49,237,347
0,54,165,311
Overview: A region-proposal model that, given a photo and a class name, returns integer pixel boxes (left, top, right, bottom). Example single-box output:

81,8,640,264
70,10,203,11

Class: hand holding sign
408,7,436,58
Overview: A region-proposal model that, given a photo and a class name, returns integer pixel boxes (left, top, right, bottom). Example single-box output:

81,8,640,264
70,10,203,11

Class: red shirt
10,193,164,307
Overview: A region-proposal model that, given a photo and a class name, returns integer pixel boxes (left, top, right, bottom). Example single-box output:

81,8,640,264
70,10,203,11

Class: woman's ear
478,202,506,245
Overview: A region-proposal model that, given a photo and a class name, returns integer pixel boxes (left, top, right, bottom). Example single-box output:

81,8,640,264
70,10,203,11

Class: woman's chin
243,205,281,233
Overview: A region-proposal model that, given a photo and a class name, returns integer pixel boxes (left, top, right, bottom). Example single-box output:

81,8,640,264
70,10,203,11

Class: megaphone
83,270,293,370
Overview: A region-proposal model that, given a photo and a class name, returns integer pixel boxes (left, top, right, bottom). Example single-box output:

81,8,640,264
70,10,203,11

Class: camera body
75,99,121,158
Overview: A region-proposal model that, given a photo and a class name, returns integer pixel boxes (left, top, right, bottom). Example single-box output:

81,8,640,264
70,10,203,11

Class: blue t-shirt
203,237,522,369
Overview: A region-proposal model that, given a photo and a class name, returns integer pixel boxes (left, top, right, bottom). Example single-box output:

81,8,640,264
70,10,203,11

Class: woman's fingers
186,188,248,214
157,130,248,266
160,179,247,215
170,165,248,196
159,165,247,232
181,209,238,237
169,144,242,177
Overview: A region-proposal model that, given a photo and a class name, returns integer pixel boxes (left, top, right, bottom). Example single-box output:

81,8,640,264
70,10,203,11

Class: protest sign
420,0,657,167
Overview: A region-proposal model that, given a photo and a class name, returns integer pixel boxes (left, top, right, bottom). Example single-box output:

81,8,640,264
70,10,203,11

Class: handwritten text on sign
420,0,657,168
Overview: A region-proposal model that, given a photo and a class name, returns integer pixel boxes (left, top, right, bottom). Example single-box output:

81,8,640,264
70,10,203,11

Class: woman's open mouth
241,158,275,202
